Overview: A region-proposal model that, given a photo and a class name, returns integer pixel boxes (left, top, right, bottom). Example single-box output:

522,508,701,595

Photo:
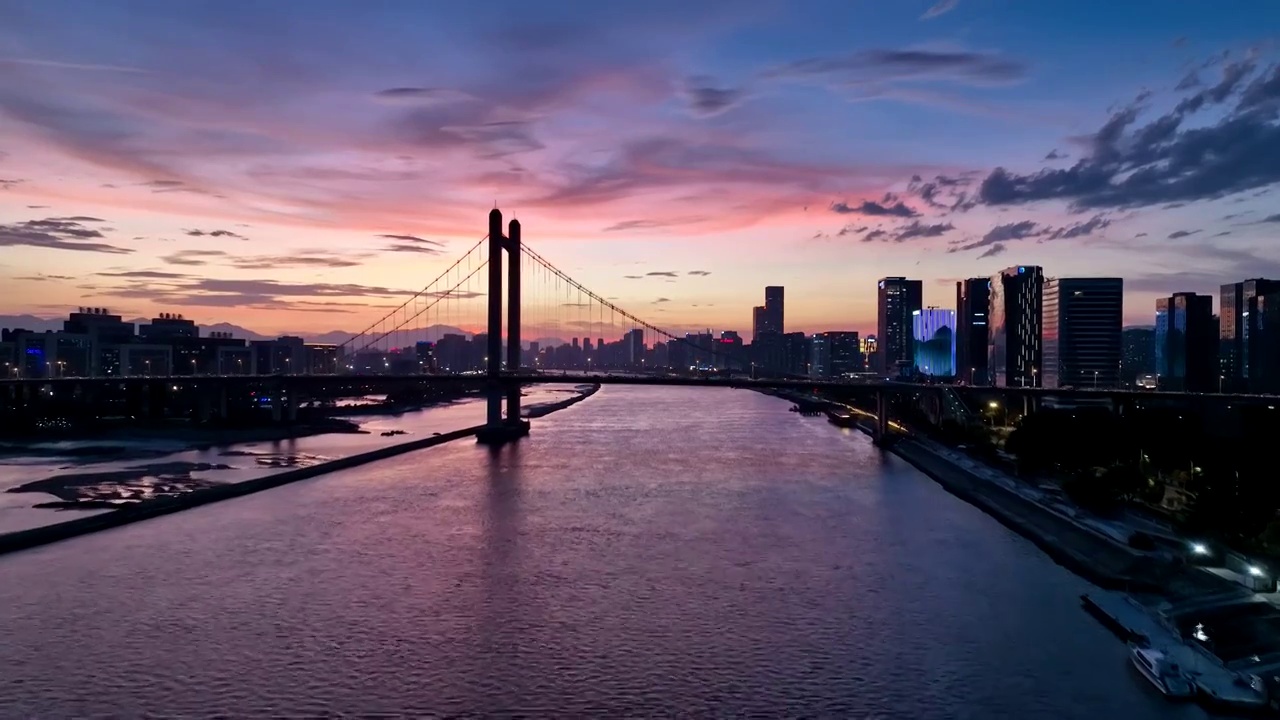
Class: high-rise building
1121,328,1155,386
825,331,862,376
877,277,923,375
1155,292,1216,392
955,278,990,384
1220,278,1280,391
1041,277,1122,389
763,287,784,335
988,265,1043,387
1255,292,1280,394
912,308,956,377
808,333,829,379
752,306,765,342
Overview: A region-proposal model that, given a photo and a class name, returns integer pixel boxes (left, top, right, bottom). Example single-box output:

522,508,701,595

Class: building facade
1041,277,1122,389
988,265,1043,388
1220,278,1280,391
912,308,956,377
877,277,923,376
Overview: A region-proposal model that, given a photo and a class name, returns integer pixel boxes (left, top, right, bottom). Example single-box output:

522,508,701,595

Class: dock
1082,592,1271,712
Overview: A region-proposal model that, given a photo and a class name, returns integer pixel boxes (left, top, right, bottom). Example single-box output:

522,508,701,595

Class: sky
2,0,1280,339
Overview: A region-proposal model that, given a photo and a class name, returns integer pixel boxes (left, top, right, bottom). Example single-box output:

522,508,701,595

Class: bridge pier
873,389,890,446
478,208,529,445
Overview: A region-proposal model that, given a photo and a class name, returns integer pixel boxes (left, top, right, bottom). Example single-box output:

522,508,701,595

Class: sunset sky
2,0,1280,339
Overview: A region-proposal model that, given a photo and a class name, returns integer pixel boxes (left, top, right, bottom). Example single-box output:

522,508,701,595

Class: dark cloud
830,199,920,217
378,233,445,255
767,49,1025,87
948,215,1110,254
13,273,75,282
184,228,248,241
226,251,368,270
1046,214,1111,240
1168,229,1201,239
1043,149,1067,161
906,173,976,211
0,178,24,189
977,57,1280,209
1213,231,1232,237
623,275,643,279
162,249,228,266
977,243,1007,259
1126,245,1280,294
684,76,746,116
653,297,670,304
646,271,679,277
837,224,869,237
25,205,48,209
93,274,420,311
1261,214,1280,223
373,87,474,104
97,270,190,279
0,217,132,254
687,270,712,276
890,221,955,242
921,0,959,19
863,229,889,242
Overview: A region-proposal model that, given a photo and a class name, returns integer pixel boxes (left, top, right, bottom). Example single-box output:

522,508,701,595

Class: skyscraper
988,265,1043,387
752,306,765,342
955,278,990,384
763,287,784,335
1155,292,1215,392
1041,277,1122,389
877,277,922,375
912,308,956,377
1220,278,1280,391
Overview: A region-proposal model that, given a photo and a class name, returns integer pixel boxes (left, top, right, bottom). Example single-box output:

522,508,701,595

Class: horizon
3,1,1280,337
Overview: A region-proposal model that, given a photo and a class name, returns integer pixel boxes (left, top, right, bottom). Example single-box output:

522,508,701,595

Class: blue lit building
912,308,956,377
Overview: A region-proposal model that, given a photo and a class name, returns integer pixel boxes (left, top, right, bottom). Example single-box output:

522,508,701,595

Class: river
0,386,1208,718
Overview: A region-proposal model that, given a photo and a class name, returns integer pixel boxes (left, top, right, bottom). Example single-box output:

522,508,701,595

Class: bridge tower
477,208,531,445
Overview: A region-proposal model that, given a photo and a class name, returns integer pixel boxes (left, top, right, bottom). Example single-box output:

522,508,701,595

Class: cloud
1043,149,1067,161
653,297,670,303
977,57,1280,209
1213,231,1232,237
646,271,679,277
837,224,869,236
0,178,24,189
1260,214,1280,223
184,228,249,241
766,49,1026,87
373,87,475,104
225,251,369,270
1045,214,1111,240
0,57,148,73
623,275,643,279
892,220,955,242
921,0,959,19
686,270,712,276
91,273,421,312
1167,229,1201,239
683,76,746,116
830,199,920,217
602,217,709,232
13,273,75,281
378,233,445,255
863,229,889,242
0,217,133,254
977,243,1007,259
162,249,228,266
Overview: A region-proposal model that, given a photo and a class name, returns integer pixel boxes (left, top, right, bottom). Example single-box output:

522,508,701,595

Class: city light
1190,543,1209,556
1249,565,1266,577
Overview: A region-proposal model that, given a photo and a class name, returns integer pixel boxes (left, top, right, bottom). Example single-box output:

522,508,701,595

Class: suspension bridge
2,208,1267,446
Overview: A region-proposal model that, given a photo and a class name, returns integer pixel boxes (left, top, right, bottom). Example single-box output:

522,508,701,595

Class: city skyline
3,1,1280,336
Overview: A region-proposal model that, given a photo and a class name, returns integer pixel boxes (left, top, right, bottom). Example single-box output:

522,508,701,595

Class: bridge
3,208,1277,443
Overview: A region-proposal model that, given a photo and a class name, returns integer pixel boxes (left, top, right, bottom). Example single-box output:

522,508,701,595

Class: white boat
1129,644,1195,699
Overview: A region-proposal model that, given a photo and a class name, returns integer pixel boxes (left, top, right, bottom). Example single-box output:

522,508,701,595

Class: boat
1129,643,1195,699
380,429,407,437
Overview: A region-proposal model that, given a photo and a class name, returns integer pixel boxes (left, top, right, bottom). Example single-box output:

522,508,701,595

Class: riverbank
0,383,602,556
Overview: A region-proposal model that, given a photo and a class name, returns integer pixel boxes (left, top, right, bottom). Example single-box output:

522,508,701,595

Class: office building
988,265,1043,387
1155,292,1216,392
1121,328,1155,386
809,333,829,379
139,313,197,340
955,278,990,384
877,277,923,375
1041,277,1122,390
1220,278,1280,391
912,308,956,377
1256,292,1280,393
762,287,784,335
826,331,862,376
752,306,765,342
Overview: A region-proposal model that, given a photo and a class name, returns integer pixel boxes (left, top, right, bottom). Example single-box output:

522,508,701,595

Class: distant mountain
0,314,65,333
0,314,475,345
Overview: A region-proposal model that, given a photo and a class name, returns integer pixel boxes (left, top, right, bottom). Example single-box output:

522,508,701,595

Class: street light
145,360,152,377
1219,375,1225,393
1093,370,1099,389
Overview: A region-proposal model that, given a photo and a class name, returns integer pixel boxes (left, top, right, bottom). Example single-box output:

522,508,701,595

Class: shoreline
0,383,602,557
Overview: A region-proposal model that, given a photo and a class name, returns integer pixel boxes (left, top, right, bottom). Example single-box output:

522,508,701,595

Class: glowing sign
1018,266,1026,274
878,280,885,289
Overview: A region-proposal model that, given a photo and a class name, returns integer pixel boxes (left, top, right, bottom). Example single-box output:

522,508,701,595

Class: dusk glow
3,0,1280,336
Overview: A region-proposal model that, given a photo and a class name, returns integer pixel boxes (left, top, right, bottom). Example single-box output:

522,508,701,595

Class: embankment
888,438,1156,591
